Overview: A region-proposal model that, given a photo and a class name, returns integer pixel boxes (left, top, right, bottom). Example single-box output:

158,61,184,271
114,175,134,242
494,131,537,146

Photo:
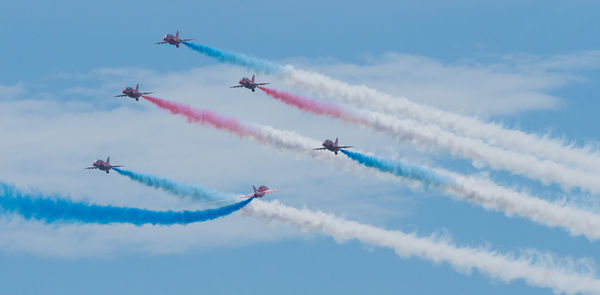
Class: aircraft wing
338,146,353,149
114,94,127,97
230,85,244,88
255,83,270,86
155,41,167,44
241,189,277,199
313,147,327,150
181,39,194,42
85,167,98,169
110,165,124,168
140,92,153,95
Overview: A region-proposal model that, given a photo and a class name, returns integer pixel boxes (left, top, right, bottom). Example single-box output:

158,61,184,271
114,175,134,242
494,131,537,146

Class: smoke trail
141,94,600,240
245,199,600,295
441,170,600,240
340,150,448,189
284,68,600,174
339,150,600,240
256,86,600,194
257,86,356,121
0,182,253,226
182,42,282,74
141,95,326,155
180,40,600,177
113,168,236,203
142,95,262,139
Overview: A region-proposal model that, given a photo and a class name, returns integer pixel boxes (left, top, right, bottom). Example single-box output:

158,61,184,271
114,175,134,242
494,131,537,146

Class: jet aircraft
85,156,123,173
155,30,193,48
241,185,277,199
313,138,353,155
114,84,153,101
230,75,269,92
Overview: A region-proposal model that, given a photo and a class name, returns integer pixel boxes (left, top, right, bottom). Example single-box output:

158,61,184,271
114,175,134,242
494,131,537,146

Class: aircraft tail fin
176,30,179,38
252,75,255,82
253,185,257,194
135,84,139,91
106,156,110,165
335,137,339,146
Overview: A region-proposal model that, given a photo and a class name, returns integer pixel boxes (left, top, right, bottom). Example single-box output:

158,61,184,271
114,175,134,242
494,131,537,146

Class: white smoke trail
283,66,600,175
359,109,600,193
245,199,600,295
247,123,600,241
441,171,600,240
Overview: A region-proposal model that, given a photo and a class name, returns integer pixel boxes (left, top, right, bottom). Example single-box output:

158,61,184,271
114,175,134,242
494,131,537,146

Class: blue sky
1,0,600,294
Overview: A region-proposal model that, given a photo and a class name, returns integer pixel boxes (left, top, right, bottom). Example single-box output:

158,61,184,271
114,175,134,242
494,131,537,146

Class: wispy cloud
0,83,27,100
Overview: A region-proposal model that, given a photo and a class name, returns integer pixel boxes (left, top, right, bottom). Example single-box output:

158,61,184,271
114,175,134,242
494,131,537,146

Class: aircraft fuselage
163,35,181,47
321,140,341,153
122,88,142,100
238,79,257,91
92,161,111,173
253,186,270,198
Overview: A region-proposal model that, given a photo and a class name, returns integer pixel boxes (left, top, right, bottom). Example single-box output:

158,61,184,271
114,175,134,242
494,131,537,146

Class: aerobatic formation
3,30,600,295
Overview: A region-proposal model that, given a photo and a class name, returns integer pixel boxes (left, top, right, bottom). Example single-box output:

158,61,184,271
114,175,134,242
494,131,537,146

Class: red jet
230,75,270,92
313,137,353,155
85,156,123,174
114,84,153,101
155,30,193,48
241,185,277,199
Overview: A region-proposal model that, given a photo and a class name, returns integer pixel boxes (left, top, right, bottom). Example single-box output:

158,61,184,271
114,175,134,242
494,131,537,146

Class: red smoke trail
257,87,364,124
142,95,262,139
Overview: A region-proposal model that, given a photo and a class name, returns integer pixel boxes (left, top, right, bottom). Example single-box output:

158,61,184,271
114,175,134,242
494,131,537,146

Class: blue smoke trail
0,182,253,226
113,168,235,203
182,42,282,74
340,150,450,189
